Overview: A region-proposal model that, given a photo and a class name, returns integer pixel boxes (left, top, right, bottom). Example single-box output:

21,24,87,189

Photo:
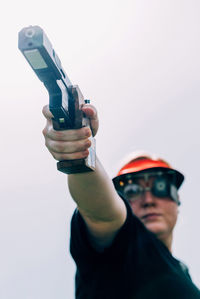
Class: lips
141,213,161,220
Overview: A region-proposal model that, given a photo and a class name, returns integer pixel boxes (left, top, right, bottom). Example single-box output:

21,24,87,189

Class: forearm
68,156,125,223
42,104,126,236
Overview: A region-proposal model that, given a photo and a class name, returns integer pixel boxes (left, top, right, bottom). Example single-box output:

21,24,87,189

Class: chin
143,222,167,236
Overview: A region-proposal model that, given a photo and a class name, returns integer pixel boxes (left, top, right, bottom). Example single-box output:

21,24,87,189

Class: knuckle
54,129,73,141
42,105,53,119
51,150,89,161
44,139,48,148
81,149,89,158
42,105,49,117
76,139,90,151
69,129,82,140
42,105,46,116
42,127,47,137
51,151,70,161
51,152,60,161
45,139,52,152
53,130,65,139
83,127,92,137
84,139,91,149
71,150,89,159
52,141,66,153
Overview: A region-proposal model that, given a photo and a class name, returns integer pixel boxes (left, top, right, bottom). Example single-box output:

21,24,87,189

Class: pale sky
1,0,200,298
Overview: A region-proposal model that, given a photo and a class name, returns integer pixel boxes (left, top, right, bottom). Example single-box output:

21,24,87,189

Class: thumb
81,104,99,137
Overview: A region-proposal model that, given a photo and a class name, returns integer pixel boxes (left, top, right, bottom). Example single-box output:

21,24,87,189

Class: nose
141,190,156,207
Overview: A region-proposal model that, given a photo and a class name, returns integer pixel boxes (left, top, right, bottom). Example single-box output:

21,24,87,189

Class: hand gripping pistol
18,25,95,174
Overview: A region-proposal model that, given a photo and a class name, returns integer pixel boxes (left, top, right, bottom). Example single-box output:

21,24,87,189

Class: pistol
18,25,95,174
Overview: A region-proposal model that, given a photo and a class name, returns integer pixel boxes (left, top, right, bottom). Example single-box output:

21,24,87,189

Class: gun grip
57,136,96,174
55,85,96,174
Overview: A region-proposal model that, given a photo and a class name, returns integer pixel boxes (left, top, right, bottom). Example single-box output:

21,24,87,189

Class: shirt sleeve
70,195,180,275
70,196,140,267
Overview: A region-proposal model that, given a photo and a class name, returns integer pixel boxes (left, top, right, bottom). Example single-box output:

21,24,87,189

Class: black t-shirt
70,198,200,299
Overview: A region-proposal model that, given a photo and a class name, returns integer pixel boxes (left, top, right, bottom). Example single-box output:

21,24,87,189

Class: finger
50,149,89,161
81,104,99,136
81,104,97,117
43,125,91,142
45,138,91,154
42,105,53,120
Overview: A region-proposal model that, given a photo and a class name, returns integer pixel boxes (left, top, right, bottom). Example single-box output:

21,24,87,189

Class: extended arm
42,104,126,249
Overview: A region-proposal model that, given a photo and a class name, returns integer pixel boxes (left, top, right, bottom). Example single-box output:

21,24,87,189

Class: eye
124,184,142,198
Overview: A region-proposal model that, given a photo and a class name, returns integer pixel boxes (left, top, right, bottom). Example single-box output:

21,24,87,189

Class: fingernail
85,129,91,137
82,150,89,157
86,140,91,147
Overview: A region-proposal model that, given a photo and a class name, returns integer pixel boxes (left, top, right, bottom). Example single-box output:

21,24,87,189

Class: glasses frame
117,171,180,205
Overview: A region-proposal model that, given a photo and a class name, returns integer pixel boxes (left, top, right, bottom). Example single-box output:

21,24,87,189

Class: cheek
129,202,141,217
165,205,178,226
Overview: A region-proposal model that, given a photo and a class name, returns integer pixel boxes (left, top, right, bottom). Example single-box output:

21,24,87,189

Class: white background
0,0,200,298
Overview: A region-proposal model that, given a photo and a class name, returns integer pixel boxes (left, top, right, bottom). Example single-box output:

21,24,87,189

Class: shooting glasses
118,171,180,205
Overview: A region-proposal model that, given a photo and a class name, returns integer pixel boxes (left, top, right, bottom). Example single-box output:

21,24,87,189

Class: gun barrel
18,25,72,87
18,25,96,173
18,25,75,128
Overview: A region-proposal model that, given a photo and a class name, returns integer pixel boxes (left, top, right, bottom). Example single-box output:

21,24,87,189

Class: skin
42,104,127,250
42,104,178,252
127,177,179,251
42,104,99,161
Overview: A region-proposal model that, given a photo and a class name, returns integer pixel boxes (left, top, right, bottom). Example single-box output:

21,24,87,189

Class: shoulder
70,194,154,261
178,260,192,280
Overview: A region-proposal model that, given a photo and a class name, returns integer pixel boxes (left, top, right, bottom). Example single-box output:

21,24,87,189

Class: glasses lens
152,177,168,197
123,183,143,200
